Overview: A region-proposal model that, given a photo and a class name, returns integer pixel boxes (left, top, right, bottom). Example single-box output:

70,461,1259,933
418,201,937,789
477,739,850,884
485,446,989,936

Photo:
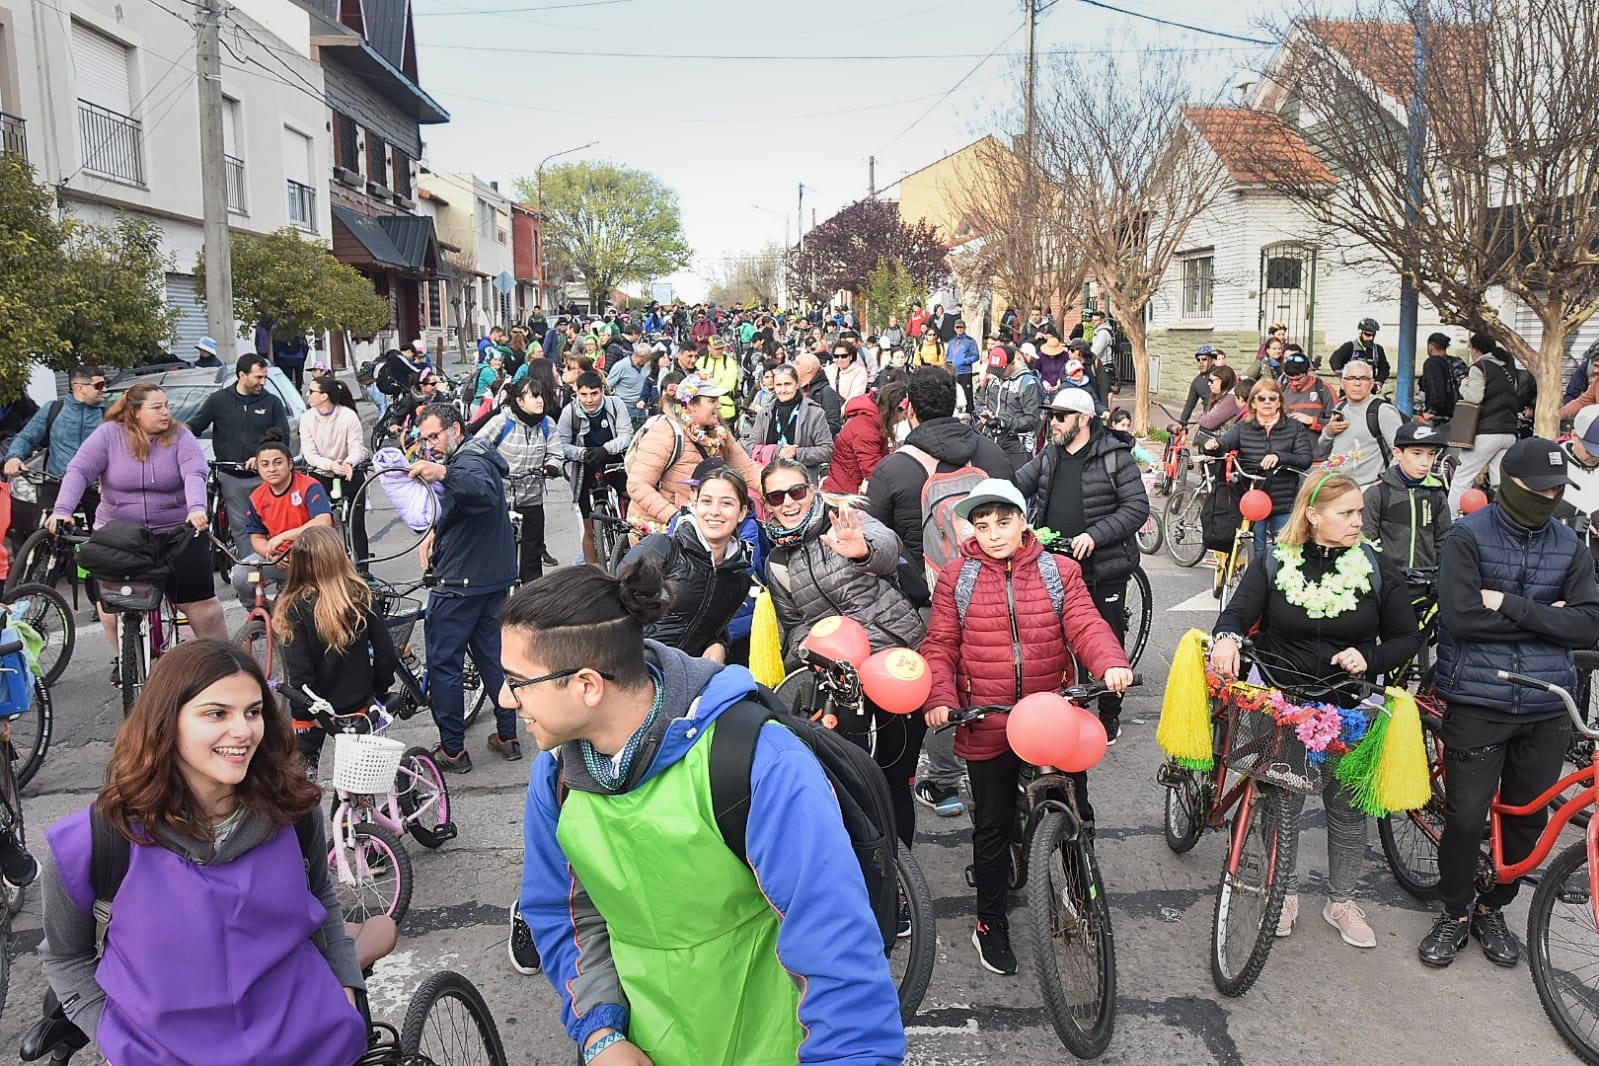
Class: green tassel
1336,706,1392,817
1176,755,1215,772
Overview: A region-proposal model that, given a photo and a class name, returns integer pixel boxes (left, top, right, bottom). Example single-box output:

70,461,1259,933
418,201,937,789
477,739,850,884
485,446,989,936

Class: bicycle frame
1488,765,1599,924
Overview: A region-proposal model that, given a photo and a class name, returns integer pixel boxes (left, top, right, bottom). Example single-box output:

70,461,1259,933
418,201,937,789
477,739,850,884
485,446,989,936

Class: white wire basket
333,734,407,795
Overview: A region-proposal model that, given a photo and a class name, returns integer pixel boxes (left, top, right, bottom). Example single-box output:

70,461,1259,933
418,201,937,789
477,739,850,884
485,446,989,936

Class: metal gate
1258,243,1317,352
165,273,208,358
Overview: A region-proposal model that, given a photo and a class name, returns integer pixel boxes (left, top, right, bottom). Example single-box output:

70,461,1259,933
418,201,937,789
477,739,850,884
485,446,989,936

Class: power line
414,0,631,14
871,22,1025,157
1067,0,1273,45
417,40,1238,60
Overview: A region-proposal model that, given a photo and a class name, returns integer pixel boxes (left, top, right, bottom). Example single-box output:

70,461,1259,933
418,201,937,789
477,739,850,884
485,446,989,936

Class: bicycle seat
346,916,398,973
19,991,89,1061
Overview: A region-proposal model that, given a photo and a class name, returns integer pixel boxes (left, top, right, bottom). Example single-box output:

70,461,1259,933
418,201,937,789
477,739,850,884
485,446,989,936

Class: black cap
1283,353,1311,375
688,456,728,486
1501,437,1569,490
1067,338,1091,352
1394,420,1446,450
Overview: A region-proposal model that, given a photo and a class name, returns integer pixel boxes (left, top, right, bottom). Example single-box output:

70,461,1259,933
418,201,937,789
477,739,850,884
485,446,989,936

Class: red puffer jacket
921,532,1130,761
823,394,887,495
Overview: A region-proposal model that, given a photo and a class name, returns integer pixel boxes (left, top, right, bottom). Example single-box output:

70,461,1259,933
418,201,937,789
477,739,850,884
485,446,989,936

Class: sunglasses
80,380,108,390
1050,411,1076,422
1343,376,1373,382
762,484,811,507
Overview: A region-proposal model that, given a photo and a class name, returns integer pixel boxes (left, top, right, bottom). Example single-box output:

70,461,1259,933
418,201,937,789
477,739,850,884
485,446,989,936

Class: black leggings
838,702,927,851
515,504,546,583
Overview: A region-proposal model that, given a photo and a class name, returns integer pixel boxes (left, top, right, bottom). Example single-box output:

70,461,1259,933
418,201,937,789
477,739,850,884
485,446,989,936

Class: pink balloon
1240,489,1273,523
802,615,871,666
1460,487,1489,515
1006,692,1078,767
1057,704,1108,773
860,648,934,715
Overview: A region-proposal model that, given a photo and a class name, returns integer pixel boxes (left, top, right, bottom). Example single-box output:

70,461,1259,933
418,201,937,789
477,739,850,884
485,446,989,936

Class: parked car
107,360,308,457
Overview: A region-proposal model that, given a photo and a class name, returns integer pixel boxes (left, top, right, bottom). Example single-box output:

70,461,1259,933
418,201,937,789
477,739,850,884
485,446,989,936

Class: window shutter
281,127,311,185
71,22,132,112
222,99,239,156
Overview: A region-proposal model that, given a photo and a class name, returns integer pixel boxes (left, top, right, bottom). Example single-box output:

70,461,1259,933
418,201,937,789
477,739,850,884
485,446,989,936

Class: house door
1258,243,1317,352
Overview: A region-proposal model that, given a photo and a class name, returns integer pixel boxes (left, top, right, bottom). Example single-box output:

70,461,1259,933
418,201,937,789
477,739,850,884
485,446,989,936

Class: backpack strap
896,444,938,479
496,418,515,447
1036,551,1067,619
953,557,982,626
1366,398,1393,466
41,400,64,464
708,694,787,865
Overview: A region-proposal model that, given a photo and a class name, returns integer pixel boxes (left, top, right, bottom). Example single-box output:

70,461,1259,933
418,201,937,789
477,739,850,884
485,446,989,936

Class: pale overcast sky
410,0,1295,300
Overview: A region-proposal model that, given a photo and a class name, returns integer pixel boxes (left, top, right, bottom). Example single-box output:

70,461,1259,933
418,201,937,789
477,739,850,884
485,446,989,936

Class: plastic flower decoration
1271,543,1373,618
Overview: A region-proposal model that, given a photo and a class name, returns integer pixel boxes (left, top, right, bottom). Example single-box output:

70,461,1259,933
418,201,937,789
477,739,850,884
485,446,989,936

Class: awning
332,206,441,276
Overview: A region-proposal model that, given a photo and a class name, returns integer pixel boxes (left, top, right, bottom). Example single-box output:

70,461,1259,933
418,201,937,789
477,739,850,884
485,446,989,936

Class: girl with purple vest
37,641,369,1066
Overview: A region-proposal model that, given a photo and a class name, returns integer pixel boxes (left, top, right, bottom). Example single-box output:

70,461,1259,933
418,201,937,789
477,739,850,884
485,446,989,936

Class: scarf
770,398,801,446
763,496,821,549
1497,478,1562,529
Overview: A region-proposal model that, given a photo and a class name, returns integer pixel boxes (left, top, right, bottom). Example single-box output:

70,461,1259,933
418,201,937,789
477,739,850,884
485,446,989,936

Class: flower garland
1272,543,1373,619
1206,672,1369,765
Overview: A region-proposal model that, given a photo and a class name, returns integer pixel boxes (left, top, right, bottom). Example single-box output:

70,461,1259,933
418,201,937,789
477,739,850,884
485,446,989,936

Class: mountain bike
943,674,1140,1059
1136,465,1163,555
370,577,488,729
1165,449,1221,568
204,460,250,576
210,535,289,681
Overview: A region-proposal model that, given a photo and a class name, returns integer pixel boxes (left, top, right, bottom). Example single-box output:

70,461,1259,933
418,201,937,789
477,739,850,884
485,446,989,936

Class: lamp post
535,141,597,311
752,203,790,310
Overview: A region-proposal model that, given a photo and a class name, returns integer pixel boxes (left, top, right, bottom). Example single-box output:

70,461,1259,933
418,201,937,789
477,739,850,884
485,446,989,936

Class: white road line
1168,589,1221,612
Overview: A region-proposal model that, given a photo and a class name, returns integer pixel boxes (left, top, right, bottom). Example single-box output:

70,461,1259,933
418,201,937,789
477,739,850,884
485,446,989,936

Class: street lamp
752,203,790,310
536,141,597,311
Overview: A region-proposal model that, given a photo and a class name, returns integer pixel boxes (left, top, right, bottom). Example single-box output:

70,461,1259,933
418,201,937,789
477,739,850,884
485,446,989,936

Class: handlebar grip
1497,669,1553,692
0,640,25,658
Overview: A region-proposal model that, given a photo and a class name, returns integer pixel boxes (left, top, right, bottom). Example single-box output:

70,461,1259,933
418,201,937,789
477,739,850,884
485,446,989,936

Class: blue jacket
5,398,105,478
429,438,516,596
947,334,980,374
520,653,904,1062
1436,505,1599,715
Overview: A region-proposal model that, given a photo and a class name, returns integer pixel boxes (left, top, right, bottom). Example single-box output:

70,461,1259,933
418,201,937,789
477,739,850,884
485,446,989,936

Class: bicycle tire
1162,766,1206,854
1165,488,1208,567
606,530,631,575
1378,708,1445,900
231,617,281,685
10,677,51,791
8,582,74,688
1136,511,1163,555
1028,809,1116,1057
333,821,413,923
399,970,509,1066
1122,567,1152,669
1528,840,1599,1065
1219,536,1255,609
891,841,935,1022
461,653,486,729
397,746,453,849
5,528,56,598
121,614,144,718
1210,783,1297,997
774,668,818,719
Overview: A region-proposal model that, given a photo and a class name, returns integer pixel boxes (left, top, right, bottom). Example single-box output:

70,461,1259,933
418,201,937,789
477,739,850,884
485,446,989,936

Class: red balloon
802,615,871,666
860,648,933,715
1460,487,1489,514
1239,488,1274,523
1006,692,1079,767
1057,704,1109,773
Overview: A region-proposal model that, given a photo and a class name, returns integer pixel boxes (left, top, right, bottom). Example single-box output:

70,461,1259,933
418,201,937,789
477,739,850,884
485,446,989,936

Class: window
283,126,315,231
72,22,141,184
223,98,245,214
333,111,358,173
392,147,412,198
477,198,494,241
365,129,386,187
426,279,442,329
1181,254,1214,320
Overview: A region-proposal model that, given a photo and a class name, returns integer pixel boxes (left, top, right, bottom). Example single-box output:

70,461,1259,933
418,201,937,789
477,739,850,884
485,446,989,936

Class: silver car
108,361,308,458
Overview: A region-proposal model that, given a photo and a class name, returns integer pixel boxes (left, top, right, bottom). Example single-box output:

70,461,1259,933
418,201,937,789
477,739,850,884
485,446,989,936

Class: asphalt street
0,462,1582,1065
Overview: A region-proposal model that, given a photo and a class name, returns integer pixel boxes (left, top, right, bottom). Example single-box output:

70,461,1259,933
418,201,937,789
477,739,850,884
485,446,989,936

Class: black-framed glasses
420,428,451,446
763,484,811,507
507,667,617,694
1050,411,1075,422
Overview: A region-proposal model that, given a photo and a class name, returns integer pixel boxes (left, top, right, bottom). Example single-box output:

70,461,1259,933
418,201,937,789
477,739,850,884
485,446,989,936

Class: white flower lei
1272,543,1373,619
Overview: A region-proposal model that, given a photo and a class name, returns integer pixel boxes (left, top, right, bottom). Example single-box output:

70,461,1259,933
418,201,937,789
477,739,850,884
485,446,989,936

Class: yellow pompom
749,587,786,689
1158,629,1215,768
1374,688,1431,813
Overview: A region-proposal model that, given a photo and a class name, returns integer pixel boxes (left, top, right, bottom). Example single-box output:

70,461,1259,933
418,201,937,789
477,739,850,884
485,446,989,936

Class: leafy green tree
0,156,68,397
198,227,391,340
516,162,692,311
863,258,925,333
56,216,179,369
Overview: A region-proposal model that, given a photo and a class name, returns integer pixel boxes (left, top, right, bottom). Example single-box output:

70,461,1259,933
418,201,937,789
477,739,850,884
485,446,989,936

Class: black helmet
1358,317,1380,334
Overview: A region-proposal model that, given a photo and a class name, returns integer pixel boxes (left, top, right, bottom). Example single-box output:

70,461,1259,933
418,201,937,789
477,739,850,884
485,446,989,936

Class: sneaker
1275,893,1299,938
1418,911,1470,968
1323,899,1377,948
913,781,965,818
488,734,523,761
0,840,38,890
108,658,121,689
1102,716,1121,746
509,903,542,975
1471,906,1521,967
541,549,558,568
432,744,473,774
972,919,1018,975
897,890,912,939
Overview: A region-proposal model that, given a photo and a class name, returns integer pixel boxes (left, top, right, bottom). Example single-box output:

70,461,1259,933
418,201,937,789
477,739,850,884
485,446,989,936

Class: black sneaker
509,903,542,975
1418,911,1470,968
1471,907,1521,967
541,549,558,568
0,835,38,889
897,890,912,939
432,744,473,774
1102,716,1122,746
108,658,121,689
488,734,523,761
913,781,965,818
973,919,1018,975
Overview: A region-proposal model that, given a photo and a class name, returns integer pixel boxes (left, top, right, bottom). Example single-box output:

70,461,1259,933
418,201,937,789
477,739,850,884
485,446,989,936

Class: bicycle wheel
332,821,413,923
1121,567,1152,669
774,668,818,719
1528,841,1599,1066
461,653,487,729
399,970,509,1066
8,583,74,688
5,529,55,598
1028,809,1116,1058
1210,783,1298,997
606,529,631,575
890,842,935,1022
1165,488,1208,567
1136,511,1163,555
398,746,454,848
1162,765,1206,854
1219,537,1255,609
9,678,50,791
1378,712,1445,900
231,617,281,685
120,614,146,718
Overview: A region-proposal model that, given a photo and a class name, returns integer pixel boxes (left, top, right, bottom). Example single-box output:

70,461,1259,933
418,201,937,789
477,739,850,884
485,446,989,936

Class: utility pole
797,182,805,252
869,156,876,200
1024,0,1037,152
1396,4,1428,415
197,0,235,361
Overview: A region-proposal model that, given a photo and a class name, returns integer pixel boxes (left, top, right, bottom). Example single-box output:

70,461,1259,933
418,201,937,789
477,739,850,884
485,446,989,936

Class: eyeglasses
1050,411,1076,422
507,667,617,694
420,428,451,445
139,402,171,412
955,325,966,330
1343,375,1373,382
762,484,811,507
79,380,108,390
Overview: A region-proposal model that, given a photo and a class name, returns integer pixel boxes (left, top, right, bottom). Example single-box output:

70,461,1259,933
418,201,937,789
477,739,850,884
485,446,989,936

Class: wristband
583,1031,625,1064
1213,632,1245,647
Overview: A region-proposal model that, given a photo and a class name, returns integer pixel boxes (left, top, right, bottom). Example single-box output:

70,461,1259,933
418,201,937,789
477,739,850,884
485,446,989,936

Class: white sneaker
1275,894,1298,938
1323,899,1377,948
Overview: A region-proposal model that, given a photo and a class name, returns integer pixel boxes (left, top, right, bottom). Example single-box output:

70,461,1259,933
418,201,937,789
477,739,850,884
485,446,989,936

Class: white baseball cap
1049,388,1098,415
1574,405,1599,454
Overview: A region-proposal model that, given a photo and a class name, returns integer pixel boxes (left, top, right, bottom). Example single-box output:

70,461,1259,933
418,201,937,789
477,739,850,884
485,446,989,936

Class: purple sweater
54,422,209,531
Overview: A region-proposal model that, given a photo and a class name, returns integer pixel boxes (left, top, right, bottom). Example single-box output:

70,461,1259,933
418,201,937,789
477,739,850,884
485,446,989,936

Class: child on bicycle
273,526,397,777
1363,421,1450,647
921,479,1133,977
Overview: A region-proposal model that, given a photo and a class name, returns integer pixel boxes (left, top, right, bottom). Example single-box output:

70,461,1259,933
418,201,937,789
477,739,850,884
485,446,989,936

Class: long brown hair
273,525,372,653
876,380,909,448
105,383,184,462
99,640,318,842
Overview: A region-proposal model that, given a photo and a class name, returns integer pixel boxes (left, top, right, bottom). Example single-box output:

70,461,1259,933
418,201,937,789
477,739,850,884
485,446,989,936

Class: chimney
490,180,500,192
1234,80,1256,105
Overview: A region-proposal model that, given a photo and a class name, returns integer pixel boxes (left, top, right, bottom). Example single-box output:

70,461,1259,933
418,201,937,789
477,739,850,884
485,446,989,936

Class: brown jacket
625,417,763,527
1563,376,1599,421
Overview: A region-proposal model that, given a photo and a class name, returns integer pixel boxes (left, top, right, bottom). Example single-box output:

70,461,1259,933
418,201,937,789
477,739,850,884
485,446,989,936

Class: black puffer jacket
622,517,751,656
1208,416,1314,515
1014,425,1149,585
865,417,1015,571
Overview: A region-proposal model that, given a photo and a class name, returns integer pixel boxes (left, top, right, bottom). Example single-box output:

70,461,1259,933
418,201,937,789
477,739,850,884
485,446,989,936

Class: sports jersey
243,472,332,552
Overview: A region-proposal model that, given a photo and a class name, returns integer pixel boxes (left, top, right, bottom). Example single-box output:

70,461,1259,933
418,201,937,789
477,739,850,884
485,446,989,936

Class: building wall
321,60,419,159
898,136,1000,241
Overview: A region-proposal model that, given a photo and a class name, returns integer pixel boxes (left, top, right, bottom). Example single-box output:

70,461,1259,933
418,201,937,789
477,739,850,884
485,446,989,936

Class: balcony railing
287,179,316,232
1,112,25,161
76,100,143,185
225,154,246,214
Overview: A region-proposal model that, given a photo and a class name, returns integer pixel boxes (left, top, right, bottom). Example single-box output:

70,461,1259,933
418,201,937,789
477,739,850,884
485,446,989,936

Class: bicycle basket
333,734,407,795
1221,698,1319,794
369,580,423,650
98,579,165,613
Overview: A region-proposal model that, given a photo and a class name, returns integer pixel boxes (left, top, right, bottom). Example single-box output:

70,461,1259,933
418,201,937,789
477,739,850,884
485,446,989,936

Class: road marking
1168,589,1220,612
905,1018,980,1037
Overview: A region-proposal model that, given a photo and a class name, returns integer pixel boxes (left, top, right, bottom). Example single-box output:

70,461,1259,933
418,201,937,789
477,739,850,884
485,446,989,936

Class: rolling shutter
71,22,132,112
282,127,311,184
166,273,208,356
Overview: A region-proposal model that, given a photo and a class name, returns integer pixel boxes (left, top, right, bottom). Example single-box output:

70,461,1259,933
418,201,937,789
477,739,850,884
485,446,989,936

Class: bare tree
1032,50,1229,433
1246,1,1599,434
444,249,479,358
705,243,785,307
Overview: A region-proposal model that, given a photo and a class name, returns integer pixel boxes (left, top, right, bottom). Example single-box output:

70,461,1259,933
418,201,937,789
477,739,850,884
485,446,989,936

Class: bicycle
1165,448,1222,568
0,633,35,1017
942,675,1140,1059
209,535,290,681
1154,424,1191,497
370,577,489,730
204,459,251,575
91,531,198,717
5,472,90,602
1135,465,1164,556
569,459,631,573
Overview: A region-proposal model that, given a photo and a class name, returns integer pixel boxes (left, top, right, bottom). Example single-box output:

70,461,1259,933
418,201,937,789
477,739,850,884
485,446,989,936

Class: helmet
1358,318,1380,334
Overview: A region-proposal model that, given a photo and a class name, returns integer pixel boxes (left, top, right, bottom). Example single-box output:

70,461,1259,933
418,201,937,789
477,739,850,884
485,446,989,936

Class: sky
408,0,1296,301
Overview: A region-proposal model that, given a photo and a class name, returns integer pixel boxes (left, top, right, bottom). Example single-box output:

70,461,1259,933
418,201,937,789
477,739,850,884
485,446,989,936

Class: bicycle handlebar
204,531,290,569
208,459,253,474
0,639,24,659
937,675,1144,731
1497,670,1599,740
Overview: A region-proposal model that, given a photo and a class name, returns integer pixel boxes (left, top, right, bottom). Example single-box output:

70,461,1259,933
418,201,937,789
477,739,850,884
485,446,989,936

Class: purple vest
46,808,368,1066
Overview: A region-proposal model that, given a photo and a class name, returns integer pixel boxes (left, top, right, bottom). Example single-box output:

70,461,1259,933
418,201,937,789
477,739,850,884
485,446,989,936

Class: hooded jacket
623,517,753,656
976,365,1043,448
946,334,980,374
475,407,553,507
1211,416,1314,514
555,395,634,464
800,376,845,435
764,502,926,657
742,395,834,474
5,396,105,477
430,437,517,595
826,359,871,402
921,533,1130,761
1014,425,1149,586
627,417,763,529
520,648,905,1065
1363,466,1450,570
864,417,1015,572
823,395,888,495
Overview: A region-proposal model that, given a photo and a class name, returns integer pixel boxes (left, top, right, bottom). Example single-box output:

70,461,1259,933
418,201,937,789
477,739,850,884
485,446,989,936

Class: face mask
1497,478,1562,529
893,421,912,444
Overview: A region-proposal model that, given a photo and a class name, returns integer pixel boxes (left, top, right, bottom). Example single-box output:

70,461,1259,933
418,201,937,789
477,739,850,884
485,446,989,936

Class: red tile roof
1183,106,1337,186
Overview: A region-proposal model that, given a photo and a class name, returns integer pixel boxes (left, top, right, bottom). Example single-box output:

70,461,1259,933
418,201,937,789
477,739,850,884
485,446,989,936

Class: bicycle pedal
431,821,459,842
964,863,977,889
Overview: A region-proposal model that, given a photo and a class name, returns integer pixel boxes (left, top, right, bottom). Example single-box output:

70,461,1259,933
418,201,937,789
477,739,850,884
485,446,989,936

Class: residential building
510,202,543,323
416,169,515,357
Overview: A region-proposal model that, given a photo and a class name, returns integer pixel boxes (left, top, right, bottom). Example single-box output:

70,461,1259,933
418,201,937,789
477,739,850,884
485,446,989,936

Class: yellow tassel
1158,629,1215,767
1374,688,1431,813
749,587,787,689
